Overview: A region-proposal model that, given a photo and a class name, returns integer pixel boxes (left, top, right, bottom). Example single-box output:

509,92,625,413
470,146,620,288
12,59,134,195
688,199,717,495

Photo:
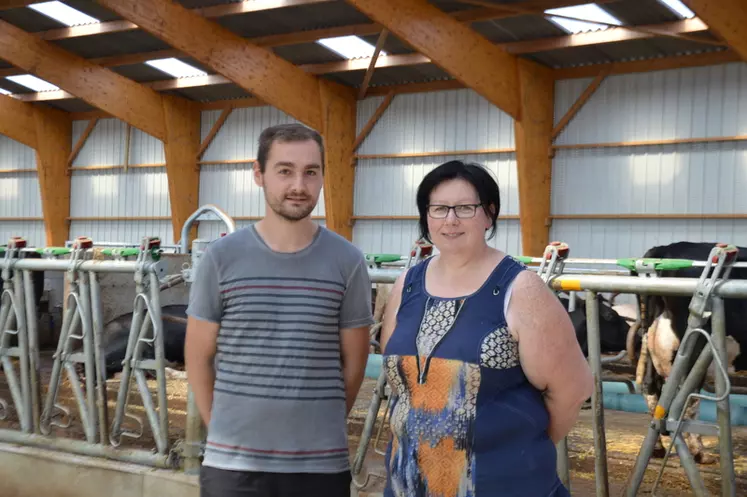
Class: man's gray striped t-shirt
186,224,374,473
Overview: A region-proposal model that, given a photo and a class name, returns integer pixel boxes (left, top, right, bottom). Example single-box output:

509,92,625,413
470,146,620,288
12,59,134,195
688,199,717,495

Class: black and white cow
627,241,747,464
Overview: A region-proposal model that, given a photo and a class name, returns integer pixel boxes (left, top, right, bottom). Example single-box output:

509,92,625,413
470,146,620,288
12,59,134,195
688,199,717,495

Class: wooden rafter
683,0,747,61
96,0,323,130
351,0,522,118
198,108,233,160
353,92,395,152
358,29,389,99
551,69,609,140
67,118,99,166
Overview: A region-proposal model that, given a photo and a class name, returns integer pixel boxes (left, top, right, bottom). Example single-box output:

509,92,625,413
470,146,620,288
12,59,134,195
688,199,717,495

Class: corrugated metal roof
50,30,173,60
163,83,253,102
323,63,454,90
472,15,567,44
214,1,370,38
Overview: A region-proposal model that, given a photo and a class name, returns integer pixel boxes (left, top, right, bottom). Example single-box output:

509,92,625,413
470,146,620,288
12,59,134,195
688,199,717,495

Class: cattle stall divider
0,235,175,469
366,242,747,497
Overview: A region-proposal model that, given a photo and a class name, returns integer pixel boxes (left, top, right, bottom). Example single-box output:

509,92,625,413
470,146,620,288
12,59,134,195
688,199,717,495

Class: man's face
254,139,324,222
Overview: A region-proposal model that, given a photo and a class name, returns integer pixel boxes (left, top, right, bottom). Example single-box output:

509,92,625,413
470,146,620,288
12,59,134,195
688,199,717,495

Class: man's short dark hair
256,123,324,173
415,160,502,243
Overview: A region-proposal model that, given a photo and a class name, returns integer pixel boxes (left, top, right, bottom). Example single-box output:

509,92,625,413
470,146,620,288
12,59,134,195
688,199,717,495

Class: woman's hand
506,270,593,443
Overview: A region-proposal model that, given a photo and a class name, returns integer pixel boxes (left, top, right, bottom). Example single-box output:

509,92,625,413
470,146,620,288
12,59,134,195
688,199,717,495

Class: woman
379,160,593,497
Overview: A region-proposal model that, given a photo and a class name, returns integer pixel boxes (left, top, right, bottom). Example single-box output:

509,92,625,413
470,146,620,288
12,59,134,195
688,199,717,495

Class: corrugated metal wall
552,62,747,259
69,118,174,244
197,106,325,239
0,135,44,246
353,89,522,256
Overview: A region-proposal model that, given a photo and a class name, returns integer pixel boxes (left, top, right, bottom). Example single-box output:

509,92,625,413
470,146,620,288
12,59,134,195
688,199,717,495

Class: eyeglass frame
426,203,485,219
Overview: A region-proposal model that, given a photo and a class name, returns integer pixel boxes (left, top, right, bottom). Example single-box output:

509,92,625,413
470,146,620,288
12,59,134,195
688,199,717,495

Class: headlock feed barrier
0,204,745,497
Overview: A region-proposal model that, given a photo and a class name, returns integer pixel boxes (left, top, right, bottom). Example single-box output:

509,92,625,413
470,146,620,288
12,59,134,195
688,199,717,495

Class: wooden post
514,59,554,257
162,95,201,246
319,81,357,241
33,107,72,247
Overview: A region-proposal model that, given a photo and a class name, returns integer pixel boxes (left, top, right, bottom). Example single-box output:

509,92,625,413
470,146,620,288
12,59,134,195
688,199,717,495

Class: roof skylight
28,1,99,27
317,35,386,60
658,0,695,19
5,75,60,92
145,58,208,78
545,3,623,34
0,88,11,96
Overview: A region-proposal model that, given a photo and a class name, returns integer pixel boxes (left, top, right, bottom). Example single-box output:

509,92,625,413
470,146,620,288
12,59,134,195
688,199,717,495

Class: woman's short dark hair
415,160,501,242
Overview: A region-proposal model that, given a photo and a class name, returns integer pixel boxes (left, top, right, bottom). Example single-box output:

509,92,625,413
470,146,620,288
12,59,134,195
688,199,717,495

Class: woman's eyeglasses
427,204,482,219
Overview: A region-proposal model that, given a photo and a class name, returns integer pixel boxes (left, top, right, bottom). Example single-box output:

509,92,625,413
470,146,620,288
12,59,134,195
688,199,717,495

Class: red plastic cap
75,236,93,249
9,236,26,249
220,232,227,237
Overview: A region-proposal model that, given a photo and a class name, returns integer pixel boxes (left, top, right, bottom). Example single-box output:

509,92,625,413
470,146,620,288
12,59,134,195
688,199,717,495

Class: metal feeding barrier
363,241,745,497
0,214,744,497
0,204,236,471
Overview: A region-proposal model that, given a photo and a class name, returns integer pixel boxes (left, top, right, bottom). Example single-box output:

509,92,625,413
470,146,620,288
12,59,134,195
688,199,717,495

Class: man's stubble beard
267,195,317,222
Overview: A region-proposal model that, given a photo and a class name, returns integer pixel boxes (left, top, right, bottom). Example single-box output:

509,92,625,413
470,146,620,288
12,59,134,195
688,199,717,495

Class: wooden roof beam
0,94,37,148
0,18,167,141
95,0,322,130
344,0,520,119
683,0,747,61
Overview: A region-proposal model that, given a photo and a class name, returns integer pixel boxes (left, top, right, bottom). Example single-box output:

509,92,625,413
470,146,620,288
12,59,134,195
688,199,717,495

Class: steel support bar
0,259,164,274
548,274,747,298
0,428,172,468
585,292,609,497
712,297,737,497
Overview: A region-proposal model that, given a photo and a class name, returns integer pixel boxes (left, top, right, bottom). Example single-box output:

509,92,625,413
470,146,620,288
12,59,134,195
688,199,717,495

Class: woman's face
426,178,492,252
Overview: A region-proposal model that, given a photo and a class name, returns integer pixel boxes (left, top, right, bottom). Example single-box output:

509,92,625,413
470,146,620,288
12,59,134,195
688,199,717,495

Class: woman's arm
506,270,593,443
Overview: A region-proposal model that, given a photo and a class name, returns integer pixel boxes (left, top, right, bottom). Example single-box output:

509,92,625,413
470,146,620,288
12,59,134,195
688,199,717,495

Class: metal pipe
12,270,32,433
585,292,609,497
183,387,204,475
0,259,163,274
555,437,570,491
179,204,236,253
22,270,41,434
149,270,169,454
77,271,98,443
712,297,737,497
370,270,747,297
0,428,172,469
89,271,110,445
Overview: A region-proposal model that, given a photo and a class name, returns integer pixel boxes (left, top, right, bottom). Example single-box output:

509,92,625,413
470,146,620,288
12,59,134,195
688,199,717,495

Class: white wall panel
353,219,522,257
0,221,45,247
200,106,299,162
0,136,43,245
354,153,518,216
69,220,175,245
552,62,747,259
69,119,170,243
555,63,747,146
554,77,594,126
0,135,35,171
356,95,387,135
357,89,514,156
70,168,170,217
551,219,747,259
552,142,747,215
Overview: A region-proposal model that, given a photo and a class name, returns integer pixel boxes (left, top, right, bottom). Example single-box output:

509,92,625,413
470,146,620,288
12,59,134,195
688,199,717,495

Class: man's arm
184,248,223,427
340,325,370,414
339,257,376,415
185,317,219,425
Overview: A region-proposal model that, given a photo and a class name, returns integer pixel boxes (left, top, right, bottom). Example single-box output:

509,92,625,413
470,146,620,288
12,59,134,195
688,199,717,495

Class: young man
185,123,374,497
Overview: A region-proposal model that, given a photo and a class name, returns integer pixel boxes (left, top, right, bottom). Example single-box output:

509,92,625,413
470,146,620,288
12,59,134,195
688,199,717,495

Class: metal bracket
537,241,569,284
688,243,738,324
